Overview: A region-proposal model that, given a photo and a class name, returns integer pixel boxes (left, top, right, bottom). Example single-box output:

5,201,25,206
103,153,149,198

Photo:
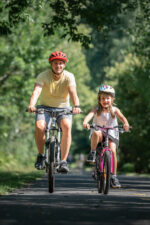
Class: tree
0,0,136,47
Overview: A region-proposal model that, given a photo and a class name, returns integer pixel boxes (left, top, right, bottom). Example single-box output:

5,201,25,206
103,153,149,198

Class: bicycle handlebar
89,124,132,133
26,107,83,115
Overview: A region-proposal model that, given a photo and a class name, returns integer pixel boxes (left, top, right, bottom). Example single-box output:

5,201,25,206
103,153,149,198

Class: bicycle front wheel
48,140,55,193
96,156,103,193
103,151,111,194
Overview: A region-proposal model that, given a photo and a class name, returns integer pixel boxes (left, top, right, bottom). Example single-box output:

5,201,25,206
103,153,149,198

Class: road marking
133,193,146,196
141,198,150,200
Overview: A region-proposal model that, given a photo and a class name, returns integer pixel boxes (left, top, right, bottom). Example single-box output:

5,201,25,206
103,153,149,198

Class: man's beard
52,68,63,75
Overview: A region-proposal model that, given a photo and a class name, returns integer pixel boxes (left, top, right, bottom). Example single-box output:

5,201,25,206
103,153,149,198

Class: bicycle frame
99,147,113,174
97,127,114,174
45,116,61,170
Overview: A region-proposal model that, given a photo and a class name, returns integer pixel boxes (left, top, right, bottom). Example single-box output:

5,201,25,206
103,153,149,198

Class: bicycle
89,124,130,195
27,106,74,193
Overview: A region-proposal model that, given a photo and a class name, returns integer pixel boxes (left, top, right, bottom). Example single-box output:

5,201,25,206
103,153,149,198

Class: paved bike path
0,171,150,225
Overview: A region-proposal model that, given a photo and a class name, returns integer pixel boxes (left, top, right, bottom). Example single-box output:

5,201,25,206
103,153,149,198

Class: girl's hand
83,122,90,129
123,124,130,132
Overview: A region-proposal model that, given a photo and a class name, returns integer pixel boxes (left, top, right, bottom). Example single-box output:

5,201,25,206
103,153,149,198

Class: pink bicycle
90,124,127,194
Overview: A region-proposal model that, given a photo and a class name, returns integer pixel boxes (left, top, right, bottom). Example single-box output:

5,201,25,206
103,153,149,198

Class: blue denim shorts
35,105,72,128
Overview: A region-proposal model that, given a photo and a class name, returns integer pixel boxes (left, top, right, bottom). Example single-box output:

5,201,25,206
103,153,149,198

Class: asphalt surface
0,170,150,225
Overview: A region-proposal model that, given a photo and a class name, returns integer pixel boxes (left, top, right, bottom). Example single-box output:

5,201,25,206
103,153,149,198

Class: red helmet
49,51,68,63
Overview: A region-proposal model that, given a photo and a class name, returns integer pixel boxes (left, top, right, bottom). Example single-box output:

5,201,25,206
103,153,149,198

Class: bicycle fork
100,148,113,174
45,129,50,167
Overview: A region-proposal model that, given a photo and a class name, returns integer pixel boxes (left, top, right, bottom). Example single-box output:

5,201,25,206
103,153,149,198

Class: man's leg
57,118,72,173
35,120,46,169
35,120,46,154
60,118,72,161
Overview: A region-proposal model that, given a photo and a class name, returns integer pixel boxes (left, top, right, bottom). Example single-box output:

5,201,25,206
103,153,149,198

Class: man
28,51,81,173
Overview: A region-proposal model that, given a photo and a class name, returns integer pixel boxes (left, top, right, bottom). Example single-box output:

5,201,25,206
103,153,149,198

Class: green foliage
0,168,44,195
0,0,43,35
105,54,150,173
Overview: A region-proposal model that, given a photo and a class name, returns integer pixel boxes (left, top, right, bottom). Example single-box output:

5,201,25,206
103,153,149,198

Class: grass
0,167,44,195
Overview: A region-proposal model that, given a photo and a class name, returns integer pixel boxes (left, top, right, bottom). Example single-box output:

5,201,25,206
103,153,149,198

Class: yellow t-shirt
36,70,76,108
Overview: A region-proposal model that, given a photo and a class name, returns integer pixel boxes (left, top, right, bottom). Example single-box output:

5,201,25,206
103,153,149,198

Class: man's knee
36,120,46,132
60,119,72,132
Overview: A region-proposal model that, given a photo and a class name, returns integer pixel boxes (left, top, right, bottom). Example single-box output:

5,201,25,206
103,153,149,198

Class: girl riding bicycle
83,85,130,188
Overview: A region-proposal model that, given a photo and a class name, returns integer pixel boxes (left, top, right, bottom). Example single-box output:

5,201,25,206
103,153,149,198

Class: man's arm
28,83,43,112
68,86,81,114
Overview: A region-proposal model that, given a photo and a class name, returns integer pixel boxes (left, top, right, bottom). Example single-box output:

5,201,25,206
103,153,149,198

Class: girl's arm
83,108,95,129
115,108,130,132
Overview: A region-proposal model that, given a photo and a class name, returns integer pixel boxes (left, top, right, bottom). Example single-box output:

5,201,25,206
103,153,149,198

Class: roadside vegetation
0,167,44,195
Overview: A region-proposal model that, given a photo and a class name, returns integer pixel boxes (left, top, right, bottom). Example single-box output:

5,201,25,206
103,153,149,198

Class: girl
83,85,130,188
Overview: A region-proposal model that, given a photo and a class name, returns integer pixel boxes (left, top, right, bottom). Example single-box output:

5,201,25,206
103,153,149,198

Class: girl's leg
87,130,103,162
109,140,117,174
109,140,121,188
91,130,103,150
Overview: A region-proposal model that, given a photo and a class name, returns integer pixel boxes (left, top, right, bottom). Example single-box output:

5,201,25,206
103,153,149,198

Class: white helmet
99,85,115,97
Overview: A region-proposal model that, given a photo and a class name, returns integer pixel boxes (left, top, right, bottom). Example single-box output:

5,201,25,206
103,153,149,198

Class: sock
39,153,44,156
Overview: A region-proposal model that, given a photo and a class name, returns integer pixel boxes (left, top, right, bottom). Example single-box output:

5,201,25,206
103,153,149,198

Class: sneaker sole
111,185,121,189
86,160,95,164
57,170,69,174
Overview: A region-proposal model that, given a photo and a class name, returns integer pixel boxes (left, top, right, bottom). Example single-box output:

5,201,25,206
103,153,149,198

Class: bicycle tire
96,157,103,193
102,151,111,194
48,140,55,193
97,174,103,193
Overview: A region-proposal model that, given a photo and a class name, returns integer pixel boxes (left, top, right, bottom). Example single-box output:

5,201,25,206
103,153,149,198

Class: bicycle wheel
48,140,55,193
97,174,103,193
102,151,111,194
96,154,103,193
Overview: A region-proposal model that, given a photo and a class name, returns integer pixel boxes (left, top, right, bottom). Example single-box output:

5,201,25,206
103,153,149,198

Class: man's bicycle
89,124,130,195
28,106,74,193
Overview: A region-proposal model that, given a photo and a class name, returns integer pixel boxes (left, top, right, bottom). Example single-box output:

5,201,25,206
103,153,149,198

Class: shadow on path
0,172,150,225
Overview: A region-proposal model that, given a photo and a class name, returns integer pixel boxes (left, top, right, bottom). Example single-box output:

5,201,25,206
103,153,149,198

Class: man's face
50,60,65,75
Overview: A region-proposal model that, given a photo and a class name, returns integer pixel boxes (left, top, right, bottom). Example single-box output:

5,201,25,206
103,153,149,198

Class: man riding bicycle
27,51,81,173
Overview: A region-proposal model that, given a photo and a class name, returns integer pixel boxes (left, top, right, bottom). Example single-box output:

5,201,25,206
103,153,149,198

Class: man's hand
72,106,81,114
27,105,37,113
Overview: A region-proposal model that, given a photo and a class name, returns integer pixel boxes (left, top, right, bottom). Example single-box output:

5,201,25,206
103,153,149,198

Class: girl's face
100,94,113,109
